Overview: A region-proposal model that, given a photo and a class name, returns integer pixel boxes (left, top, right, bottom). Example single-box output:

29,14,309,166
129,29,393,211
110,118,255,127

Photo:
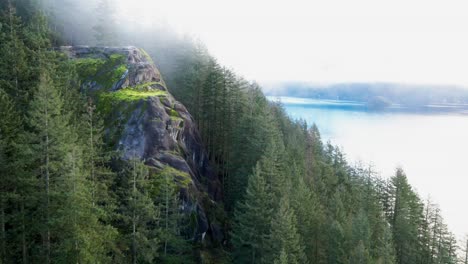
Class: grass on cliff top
97,87,167,146
100,88,167,102
73,54,127,90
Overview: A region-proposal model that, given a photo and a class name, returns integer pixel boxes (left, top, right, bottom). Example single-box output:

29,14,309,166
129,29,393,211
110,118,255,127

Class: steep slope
60,46,224,244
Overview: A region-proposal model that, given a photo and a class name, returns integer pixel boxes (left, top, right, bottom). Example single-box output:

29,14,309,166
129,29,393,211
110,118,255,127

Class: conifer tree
0,89,20,262
25,72,74,262
117,159,159,264
290,176,326,263
388,168,424,264
81,98,115,208
0,1,30,108
268,197,307,264
461,236,468,264
273,249,289,264
154,167,193,263
53,146,115,263
232,164,272,264
328,220,346,264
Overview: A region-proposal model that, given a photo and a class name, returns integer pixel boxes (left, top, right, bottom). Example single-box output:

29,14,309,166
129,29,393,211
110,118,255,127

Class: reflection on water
271,96,468,238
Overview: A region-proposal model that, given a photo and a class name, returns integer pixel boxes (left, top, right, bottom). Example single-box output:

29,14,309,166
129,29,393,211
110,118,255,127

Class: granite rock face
62,46,223,243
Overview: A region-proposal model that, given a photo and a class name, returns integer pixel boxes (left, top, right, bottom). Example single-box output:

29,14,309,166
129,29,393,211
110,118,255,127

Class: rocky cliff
60,46,224,244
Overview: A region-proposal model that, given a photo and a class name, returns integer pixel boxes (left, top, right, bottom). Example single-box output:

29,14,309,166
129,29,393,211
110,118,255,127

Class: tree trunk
132,159,137,264
89,104,96,206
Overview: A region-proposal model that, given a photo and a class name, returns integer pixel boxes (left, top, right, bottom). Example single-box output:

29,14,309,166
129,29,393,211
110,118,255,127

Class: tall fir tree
268,197,307,264
231,164,272,264
116,159,160,264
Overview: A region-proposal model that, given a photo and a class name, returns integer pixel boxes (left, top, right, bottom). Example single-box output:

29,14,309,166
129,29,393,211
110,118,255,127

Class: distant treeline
264,82,468,107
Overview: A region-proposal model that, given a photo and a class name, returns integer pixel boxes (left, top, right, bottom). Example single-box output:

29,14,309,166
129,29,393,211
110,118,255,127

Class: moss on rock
100,89,166,103
73,54,127,90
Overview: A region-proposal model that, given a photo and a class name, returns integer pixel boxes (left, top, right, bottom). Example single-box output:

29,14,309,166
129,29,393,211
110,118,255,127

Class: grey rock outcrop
62,46,223,243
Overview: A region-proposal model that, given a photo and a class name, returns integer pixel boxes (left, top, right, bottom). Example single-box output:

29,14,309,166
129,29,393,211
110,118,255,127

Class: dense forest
0,0,467,263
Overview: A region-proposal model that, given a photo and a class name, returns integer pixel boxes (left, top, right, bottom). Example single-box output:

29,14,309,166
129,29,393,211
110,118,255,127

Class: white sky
118,0,468,85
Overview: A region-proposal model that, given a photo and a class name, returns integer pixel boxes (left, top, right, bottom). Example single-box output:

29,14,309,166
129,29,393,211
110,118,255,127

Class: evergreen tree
16,70,113,262
117,159,160,264
388,168,424,264
23,72,74,262
154,167,194,264
231,164,272,264
328,220,345,264
273,249,289,264
461,236,468,264
53,146,115,263
0,89,21,262
290,176,326,263
268,197,307,264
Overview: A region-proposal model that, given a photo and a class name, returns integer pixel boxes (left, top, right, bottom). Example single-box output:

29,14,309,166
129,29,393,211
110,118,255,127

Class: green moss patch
161,166,192,187
100,89,166,102
73,54,127,90
74,58,106,78
169,109,180,118
95,84,166,146
148,165,192,197
97,88,167,122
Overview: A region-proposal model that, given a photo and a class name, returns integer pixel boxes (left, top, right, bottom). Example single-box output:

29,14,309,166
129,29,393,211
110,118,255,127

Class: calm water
270,96,468,239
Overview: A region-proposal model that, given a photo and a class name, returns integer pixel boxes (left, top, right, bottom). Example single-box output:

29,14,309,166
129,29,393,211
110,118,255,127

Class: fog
43,0,468,86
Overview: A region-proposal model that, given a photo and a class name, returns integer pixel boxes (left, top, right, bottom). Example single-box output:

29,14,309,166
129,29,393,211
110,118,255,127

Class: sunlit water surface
269,96,468,239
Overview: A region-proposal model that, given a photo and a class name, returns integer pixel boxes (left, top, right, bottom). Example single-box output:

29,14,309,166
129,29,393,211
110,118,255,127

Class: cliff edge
60,46,224,245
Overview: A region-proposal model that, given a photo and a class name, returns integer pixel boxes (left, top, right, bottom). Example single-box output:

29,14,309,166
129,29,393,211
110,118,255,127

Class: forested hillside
0,1,466,263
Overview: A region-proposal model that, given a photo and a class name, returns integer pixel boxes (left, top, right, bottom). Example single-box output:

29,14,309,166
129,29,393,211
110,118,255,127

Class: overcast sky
118,0,468,86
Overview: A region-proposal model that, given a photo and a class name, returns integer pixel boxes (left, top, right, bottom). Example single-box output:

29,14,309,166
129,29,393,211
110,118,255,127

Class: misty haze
1,0,467,263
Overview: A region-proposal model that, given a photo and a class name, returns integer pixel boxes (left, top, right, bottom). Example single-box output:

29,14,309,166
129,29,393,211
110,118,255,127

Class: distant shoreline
267,96,468,115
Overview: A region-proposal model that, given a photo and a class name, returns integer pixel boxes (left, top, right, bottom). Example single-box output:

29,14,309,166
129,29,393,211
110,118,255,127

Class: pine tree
231,164,272,264
154,167,193,263
0,89,20,262
0,1,30,109
328,220,345,264
80,97,115,209
290,176,326,263
268,197,307,264
18,70,114,262
273,249,289,264
388,168,424,264
117,159,159,264
461,236,468,264
24,72,75,262
53,146,115,263
348,210,371,264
